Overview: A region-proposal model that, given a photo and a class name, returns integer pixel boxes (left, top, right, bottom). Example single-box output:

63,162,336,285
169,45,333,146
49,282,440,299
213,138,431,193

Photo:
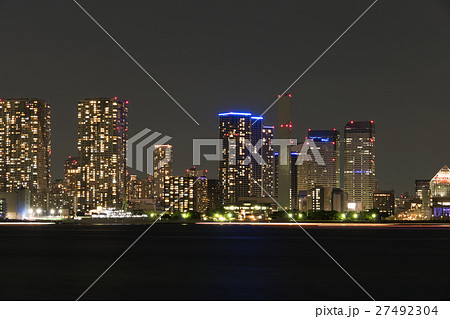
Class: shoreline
2,218,450,227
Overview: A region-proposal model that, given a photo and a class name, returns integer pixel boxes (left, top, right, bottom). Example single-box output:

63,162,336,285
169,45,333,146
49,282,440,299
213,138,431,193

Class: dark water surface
0,223,448,300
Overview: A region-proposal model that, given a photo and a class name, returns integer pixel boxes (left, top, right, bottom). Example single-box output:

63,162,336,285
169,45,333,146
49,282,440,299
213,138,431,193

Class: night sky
1,0,449,194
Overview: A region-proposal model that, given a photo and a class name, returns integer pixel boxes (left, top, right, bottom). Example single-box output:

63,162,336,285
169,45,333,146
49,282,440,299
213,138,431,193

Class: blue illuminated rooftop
218,112,252,116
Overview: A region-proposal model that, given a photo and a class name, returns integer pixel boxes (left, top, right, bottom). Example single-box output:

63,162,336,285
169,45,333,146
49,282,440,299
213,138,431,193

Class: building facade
218,112,252,203
373,190,395,216
261,125,275,197
343,121,376,211
274,152,301,210
127,174,152,200
0,98,51,194
76,97,128,211
276,94,293,209
49,179,68,210
308,186,333,212
306,186,347,212
207,178,222,211
64,156,80,212
153,144,173,206
250,117,263,197
298,129,340,189
185,167,207,178
163,176,208,213
0,190,30,219
430,165,450,218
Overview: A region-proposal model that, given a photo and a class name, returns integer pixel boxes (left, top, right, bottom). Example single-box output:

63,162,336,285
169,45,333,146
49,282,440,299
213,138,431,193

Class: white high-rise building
343,121,376,211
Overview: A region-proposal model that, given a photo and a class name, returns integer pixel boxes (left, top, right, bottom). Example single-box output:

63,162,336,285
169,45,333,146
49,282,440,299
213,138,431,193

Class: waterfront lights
372,213,377,218
341,213,346,219
353,213,358,219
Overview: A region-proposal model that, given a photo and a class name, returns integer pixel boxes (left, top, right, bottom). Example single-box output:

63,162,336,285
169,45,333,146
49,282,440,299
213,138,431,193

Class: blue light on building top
218,112,252,116
309,137,331,143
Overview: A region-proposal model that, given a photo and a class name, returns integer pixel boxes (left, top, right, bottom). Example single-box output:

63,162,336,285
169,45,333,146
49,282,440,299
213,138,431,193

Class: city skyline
1,0,448,195
0,95,390,217
1,0,450,306
0,94,447,200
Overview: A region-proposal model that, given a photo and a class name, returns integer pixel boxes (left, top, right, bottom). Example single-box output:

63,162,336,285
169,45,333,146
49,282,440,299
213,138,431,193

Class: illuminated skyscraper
262,125,275,197
276,94,293,209
64,156,81,212
295,129,340,192
77,97,128,211
219,112,252,203
0,98,51,193
251,116,263,197
153,144,173,206
343,121,376,210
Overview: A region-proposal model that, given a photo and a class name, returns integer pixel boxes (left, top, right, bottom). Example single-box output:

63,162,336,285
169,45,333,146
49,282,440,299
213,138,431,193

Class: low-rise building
0,190,31,219
430,165,450,218
373,190,395,216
